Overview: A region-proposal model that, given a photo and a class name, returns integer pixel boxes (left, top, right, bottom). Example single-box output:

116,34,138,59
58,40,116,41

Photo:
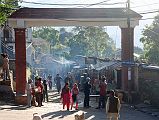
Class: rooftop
9,8,142,19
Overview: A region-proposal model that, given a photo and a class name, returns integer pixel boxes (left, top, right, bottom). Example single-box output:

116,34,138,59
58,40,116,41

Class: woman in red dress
61,83,71,110
71,83,79,110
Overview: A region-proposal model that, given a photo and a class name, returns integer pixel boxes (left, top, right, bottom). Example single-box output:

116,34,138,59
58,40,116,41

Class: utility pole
127,0,130,27
127,0,131,60
127,0,132,91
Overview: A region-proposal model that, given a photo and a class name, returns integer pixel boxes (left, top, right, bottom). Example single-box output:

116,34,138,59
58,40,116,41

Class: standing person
1,53,10,81
31,82,36,107
106,90,121,120
43,80,48,102
61,83,71,110
83,77,91,108
26,79,33,107
54,74,62,93
35,78,43,107
96,76,107,109
71,83,79,110
64,72,72,88
64,72,71,83
47,74,52,90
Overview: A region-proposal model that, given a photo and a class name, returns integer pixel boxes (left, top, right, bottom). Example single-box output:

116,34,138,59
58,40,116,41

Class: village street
0,90,158,120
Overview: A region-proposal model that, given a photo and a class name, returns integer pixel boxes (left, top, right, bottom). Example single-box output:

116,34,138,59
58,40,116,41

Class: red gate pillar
14,28,26,95
121,27,134,91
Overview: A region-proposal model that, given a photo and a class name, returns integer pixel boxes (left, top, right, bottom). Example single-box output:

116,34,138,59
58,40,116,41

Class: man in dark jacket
106,90,121,120
54,74,62,93
43,80,48,102
83,77,91,108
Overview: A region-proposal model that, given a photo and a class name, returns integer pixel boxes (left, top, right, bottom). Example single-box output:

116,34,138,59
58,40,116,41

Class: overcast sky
19,0,159,49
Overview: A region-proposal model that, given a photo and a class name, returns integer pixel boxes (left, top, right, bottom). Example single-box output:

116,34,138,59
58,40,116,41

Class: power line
21,0,125,6
136,9,159,13
132,2,159,8
84,0,112,8
139,10,159,15
21,0,159,9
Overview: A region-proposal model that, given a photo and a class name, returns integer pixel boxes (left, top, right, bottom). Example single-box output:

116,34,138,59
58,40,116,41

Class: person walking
43,80,48,102
106,90,121,120
96,76,107,109
47,74,52,90
61,82,71,110
54,74,62,93
71,83,79,110
83,77,91,108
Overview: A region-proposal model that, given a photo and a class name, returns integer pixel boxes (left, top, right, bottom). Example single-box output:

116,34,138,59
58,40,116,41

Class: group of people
83,75,121,120
60,74,121,120
61,82,79,110
26,77,48,107
27,72,121,120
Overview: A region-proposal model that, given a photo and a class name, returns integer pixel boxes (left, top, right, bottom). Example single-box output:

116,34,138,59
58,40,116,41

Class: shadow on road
41,110,77,119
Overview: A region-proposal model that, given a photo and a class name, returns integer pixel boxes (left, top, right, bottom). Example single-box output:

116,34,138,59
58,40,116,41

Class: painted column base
15,94,27,105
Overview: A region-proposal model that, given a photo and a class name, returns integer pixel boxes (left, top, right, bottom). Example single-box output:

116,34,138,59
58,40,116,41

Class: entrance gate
8,8,142,97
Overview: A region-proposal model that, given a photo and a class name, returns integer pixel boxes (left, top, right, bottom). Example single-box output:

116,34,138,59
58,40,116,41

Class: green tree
32,26,115,59
140,14,159,65
0,0,19,25
33,27,60,45
68,30,87,57
69,26,115,58
32,27,73,56
59,27,74,45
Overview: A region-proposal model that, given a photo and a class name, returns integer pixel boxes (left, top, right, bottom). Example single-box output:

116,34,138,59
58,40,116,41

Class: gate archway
8,8,142,96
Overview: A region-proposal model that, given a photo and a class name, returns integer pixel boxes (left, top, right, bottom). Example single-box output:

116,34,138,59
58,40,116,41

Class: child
71,83,79,110
61,83,71,110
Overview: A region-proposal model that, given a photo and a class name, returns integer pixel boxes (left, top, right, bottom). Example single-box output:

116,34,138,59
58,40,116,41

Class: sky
19,0,159,49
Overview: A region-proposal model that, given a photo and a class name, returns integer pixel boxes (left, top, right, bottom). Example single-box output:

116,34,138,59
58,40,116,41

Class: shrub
139,79,159,108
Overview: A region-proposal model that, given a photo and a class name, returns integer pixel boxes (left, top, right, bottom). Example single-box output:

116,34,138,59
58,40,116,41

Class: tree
59,27,73,45
0,0,19,25
32,26,116,59
69,26,115,58
33,27,60,45
32,27,73,55
140,14,159,65
68,30,88,57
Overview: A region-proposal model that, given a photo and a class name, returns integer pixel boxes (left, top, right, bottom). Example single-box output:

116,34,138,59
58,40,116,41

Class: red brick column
14,28,26,95
121,28,134,90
